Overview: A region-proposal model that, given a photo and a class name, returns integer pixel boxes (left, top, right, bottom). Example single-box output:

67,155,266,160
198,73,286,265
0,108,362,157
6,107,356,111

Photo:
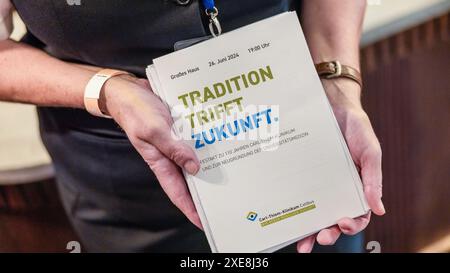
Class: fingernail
184,160,199,175
298,244,311,253
379,200,386,214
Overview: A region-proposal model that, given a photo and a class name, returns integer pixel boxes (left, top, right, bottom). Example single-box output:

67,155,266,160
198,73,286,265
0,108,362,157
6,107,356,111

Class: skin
298,0,385,252
0,0,384,252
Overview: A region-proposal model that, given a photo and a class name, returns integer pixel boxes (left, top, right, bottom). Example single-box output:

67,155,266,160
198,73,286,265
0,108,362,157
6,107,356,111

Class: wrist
84,69,134,118
316,61,363,88
99,74,134,116
100,74,151,124
321,78,363,114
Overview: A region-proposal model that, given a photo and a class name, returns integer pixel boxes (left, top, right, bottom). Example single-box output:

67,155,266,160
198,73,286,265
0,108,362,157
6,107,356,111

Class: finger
297,234,316,253
136,78,152,89
316,226,342,246
361,145,385,216
144,126,200,175
337,213,371,235
144,145,203,229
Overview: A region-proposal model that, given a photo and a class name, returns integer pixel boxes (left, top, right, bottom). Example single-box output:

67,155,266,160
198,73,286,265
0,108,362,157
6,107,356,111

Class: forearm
296,2,383,252
0,39,98,108
301,0,366,68
301,0,366,106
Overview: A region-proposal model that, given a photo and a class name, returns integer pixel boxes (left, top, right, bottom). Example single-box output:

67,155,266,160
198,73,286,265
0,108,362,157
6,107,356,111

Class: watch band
315,61,363,87
84,68,131,118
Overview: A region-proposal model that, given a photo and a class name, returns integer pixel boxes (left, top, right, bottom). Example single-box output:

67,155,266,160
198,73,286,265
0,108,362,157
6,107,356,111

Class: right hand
100,74,203,229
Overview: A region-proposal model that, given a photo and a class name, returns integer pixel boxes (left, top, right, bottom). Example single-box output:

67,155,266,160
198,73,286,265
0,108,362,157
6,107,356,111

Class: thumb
361,147,385,216
149,127,200,175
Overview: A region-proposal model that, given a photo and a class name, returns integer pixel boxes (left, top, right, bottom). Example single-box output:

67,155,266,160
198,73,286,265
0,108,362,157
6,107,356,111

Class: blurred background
0,0,449,252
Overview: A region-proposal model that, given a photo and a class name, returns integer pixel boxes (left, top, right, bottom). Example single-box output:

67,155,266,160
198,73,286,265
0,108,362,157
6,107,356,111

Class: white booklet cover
146,12,369,253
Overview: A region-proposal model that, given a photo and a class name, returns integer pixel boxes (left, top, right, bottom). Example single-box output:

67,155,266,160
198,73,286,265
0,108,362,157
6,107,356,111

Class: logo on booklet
246,211,258,221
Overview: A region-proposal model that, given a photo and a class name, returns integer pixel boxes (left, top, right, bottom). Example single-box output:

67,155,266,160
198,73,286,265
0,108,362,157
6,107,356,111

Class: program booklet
146,11,369,253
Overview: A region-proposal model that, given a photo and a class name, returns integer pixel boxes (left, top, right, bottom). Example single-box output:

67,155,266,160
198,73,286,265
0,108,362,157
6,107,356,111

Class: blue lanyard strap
202,0,215,11
202,0,222,36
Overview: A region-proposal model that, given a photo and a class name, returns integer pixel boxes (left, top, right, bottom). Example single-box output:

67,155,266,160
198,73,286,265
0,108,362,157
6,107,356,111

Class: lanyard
202,0,222,37
202,0,215,10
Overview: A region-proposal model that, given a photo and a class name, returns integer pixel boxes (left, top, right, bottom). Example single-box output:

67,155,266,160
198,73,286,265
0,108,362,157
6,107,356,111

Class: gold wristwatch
315,61,362,87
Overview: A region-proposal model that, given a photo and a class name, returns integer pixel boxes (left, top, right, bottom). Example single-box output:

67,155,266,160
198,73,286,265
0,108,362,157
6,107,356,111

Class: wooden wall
0,179,78,252
361,12,450,252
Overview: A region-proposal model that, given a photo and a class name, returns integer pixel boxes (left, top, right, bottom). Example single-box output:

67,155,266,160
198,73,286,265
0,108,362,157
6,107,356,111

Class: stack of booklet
146,12,369,253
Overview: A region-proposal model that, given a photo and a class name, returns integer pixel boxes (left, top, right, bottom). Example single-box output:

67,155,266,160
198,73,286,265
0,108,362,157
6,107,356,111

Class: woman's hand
98,73,385,250
296,79,386,253
100,75,203,229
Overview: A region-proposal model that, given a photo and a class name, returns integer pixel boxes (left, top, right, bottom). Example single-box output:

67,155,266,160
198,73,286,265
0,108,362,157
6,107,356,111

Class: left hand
296,79,386,253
